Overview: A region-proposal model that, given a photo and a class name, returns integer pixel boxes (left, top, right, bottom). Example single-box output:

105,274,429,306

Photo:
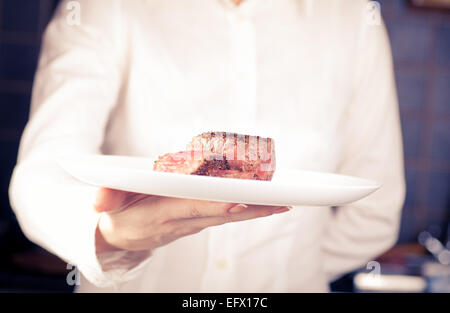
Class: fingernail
273,207,291,214
228,204,248,213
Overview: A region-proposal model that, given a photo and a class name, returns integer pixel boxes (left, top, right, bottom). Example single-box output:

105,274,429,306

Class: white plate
57,154,380,206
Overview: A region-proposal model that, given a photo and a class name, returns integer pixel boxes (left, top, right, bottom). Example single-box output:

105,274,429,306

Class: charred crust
192,158,230,176
195,132,274,159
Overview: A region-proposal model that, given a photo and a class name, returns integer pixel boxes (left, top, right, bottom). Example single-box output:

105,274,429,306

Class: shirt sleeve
8,0,152,288
321,16,406,282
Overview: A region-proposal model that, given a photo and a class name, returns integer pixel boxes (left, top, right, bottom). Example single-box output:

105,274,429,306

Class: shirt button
216,258,229,270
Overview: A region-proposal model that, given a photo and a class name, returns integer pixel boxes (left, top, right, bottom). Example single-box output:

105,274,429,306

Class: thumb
94,187,130,213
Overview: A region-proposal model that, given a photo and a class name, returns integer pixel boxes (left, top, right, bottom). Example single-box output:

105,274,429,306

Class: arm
8,0,138,287
322,17,406,282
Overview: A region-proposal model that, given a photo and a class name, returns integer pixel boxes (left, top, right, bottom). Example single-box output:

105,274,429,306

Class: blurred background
0,0,449,292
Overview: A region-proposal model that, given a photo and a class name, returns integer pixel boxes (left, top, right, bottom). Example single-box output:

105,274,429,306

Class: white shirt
9,0,405,292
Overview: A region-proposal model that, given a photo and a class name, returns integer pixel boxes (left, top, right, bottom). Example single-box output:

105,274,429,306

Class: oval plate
57,154,380,206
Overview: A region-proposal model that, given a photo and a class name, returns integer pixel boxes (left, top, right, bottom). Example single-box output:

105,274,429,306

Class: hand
94,187,290,253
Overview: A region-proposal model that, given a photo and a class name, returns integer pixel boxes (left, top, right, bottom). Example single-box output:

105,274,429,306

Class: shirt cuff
78,212,153,289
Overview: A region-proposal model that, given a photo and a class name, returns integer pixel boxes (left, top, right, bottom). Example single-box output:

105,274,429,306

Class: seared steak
153,131,276,181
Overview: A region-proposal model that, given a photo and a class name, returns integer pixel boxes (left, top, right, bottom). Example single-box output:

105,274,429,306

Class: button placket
199,226,233,292
226,10,257,128
199,1,258,292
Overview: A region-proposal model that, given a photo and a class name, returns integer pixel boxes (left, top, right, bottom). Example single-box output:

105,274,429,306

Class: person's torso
79,0,361,292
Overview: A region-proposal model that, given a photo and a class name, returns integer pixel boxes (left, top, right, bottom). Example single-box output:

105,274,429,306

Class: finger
154,197,240,220
164,205,291,233
94,187,148,213
203,205,291,225
94,188,126,212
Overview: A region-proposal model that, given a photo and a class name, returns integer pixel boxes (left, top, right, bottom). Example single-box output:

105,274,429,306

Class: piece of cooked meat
153,131,276,181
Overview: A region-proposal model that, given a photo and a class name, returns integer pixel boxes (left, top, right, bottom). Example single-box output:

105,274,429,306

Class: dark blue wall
378,0,450,242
